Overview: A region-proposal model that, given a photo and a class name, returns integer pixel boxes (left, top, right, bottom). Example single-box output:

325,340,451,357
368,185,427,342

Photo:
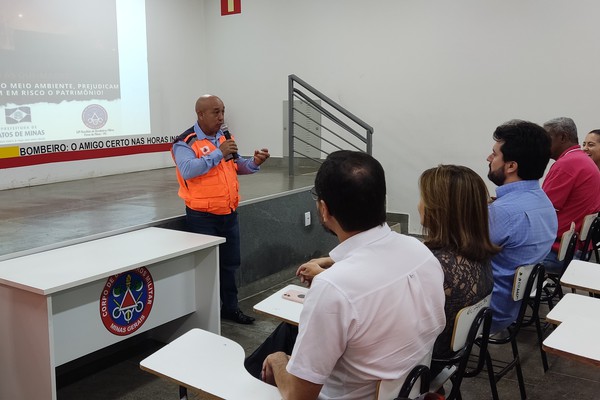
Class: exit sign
221,0,241,16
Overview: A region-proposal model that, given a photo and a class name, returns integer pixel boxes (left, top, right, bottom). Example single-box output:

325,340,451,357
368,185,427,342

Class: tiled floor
1,164,599,399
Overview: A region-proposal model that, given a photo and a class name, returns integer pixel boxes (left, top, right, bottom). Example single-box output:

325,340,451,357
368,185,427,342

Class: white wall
202,0,600,233
5,0,600,233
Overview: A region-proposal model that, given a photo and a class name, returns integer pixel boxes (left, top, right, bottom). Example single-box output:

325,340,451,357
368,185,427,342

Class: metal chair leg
511,340,526,400
484,351,500,400
179,385,188,400
535,313,549,372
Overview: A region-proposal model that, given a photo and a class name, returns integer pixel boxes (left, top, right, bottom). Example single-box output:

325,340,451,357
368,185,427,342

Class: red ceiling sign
221,0,241,16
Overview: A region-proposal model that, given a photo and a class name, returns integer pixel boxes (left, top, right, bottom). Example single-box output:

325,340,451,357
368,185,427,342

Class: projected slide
0,0,150,146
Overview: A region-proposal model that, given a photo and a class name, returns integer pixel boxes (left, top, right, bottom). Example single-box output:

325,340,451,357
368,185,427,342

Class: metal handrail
288,74,374,176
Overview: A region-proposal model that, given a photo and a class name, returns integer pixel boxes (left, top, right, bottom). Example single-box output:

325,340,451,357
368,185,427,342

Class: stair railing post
288,75,295,176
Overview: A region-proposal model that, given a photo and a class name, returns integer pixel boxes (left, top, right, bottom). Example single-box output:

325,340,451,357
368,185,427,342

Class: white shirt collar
330,223,391,262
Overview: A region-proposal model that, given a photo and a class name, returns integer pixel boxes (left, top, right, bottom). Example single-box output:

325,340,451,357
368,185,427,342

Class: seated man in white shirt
256,150,446,400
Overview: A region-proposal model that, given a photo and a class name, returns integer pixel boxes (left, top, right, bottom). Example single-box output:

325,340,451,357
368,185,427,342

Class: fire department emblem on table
100,267,154,336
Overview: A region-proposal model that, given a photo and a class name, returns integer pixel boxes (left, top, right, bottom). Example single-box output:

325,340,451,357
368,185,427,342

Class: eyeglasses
310,186,319,201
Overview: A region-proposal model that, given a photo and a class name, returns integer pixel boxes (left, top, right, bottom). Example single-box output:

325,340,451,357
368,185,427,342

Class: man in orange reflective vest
172,94,270,324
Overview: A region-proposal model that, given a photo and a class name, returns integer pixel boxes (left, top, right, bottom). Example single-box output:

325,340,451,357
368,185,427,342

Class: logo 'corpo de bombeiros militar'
100,267,154,336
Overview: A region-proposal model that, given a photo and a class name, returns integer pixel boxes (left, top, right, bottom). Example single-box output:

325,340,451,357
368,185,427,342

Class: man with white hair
542,117,600,273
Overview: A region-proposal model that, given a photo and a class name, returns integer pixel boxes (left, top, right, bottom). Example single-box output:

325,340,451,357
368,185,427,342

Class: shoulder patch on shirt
174,127,196,144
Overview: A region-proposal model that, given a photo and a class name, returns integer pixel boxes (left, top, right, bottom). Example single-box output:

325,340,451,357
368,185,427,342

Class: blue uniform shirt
172,122,259,180
488,180,557,333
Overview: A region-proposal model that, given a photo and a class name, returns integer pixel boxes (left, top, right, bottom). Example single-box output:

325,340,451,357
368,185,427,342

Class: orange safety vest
173,132,239,215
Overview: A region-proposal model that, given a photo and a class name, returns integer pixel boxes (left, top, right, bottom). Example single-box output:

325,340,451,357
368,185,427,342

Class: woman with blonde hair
418,164,499,362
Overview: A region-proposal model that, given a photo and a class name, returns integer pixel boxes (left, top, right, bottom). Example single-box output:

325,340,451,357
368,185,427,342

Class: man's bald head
195,95,225,136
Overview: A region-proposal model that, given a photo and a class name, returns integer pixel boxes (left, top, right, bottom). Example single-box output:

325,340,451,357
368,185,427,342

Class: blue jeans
186,207,241,312
542,249,582,275
542,251,563,275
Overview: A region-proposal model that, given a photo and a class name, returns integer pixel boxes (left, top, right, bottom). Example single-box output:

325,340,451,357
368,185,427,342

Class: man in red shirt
542,117,600,273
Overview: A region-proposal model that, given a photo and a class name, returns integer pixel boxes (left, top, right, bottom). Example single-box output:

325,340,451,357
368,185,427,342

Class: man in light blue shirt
486,120,557,333
172,94,270,324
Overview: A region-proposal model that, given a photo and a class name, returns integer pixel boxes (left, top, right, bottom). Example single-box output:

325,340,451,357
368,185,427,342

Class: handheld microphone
221,124,239,160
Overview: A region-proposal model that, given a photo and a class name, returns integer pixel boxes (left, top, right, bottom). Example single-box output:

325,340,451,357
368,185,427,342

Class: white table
545,293,600,325
542,315,600,367
140,328,282,399
253,284,308,325
560,259,600,295
0,227,224,400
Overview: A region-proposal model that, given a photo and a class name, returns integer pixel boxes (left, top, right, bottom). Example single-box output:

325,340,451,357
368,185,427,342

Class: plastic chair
482,263,544,400
429,296,493,400
580,214,600,262
542,222,578,309
396,364,431,399
376,352,432,400
525,222,578,373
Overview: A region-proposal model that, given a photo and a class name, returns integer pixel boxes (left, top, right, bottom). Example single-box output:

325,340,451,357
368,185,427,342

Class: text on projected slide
0,0,150,147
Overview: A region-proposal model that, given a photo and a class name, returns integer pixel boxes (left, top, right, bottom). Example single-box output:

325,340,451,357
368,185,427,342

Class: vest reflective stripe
174,135,239,215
